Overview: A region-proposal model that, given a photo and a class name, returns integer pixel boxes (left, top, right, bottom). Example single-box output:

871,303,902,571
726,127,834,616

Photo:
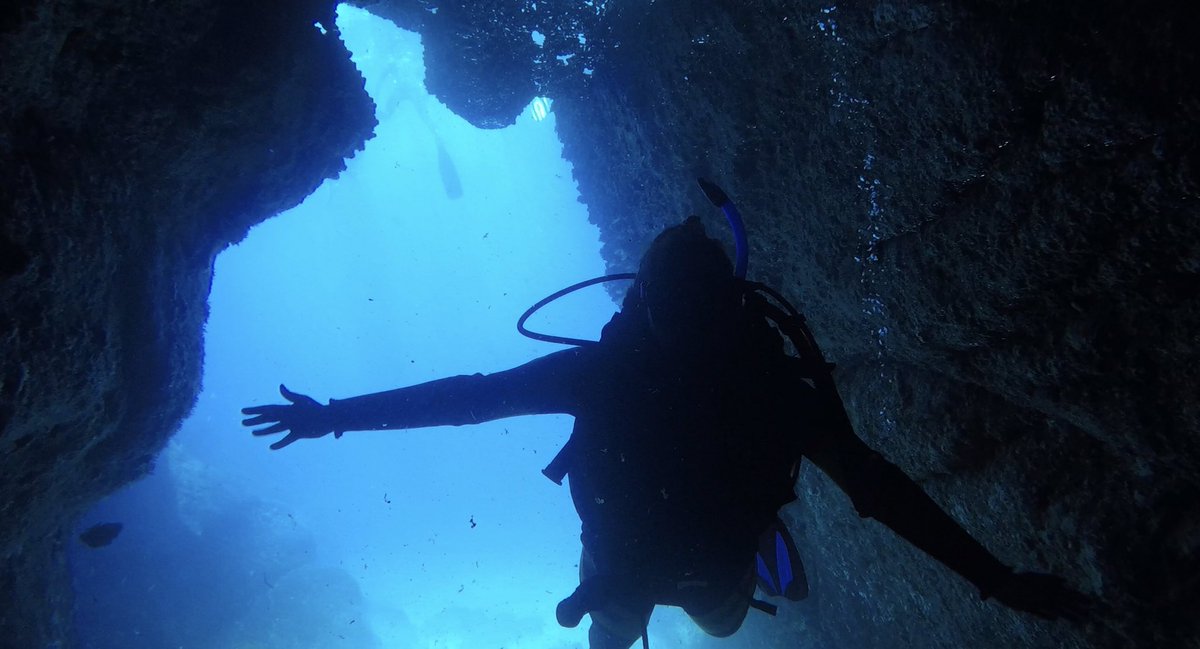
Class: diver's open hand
990,571,1093,622
242,384,342,450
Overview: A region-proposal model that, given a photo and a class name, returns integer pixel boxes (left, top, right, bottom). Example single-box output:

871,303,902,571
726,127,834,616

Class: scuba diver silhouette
242,181,1088,649
373,55,462,199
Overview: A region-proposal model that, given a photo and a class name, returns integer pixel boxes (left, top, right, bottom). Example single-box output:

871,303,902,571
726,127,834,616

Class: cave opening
66,6,630,648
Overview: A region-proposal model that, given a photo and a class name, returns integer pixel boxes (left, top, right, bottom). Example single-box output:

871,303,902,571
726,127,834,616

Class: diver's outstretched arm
242,348,583,450
805,428,1091,621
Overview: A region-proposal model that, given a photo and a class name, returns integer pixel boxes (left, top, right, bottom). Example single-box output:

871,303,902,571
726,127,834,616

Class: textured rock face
0,1,374,646
370,1,1198,647
1,1,1196,648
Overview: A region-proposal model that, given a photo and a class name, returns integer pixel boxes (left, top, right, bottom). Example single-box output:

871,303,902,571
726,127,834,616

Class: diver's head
626,216,740,357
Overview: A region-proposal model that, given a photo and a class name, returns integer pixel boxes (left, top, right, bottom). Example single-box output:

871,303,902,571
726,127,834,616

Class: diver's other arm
806,431,1089,621
242,348,582,449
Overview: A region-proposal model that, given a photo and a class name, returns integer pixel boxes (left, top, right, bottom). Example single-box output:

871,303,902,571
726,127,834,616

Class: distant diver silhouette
373,58,463,200
434,135,462,200
243,180,1091,649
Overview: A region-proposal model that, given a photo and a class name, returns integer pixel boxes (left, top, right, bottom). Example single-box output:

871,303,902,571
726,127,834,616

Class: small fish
79,522,122,548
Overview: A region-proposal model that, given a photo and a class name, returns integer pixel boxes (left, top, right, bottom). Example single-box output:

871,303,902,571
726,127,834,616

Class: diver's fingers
279,384,319,407
241,405,278,417
1041,578,1088,621
1023,577,1091,622
241,410,284,426
241,412,272,426
269,432,301,450
1056,589,1096,623
250,423,289,437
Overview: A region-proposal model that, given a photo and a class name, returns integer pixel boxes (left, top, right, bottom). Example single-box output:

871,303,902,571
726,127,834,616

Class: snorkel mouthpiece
697,178,748,279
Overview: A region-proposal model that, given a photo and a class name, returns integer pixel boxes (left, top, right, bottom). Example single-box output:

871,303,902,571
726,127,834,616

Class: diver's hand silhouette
990,571,1092,622
242,384,341,450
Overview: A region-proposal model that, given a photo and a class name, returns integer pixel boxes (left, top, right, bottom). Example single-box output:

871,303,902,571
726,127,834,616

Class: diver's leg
588,601,653,649
682,562,756,638
562,548,651,649
588,616,647,649
558,548,609,628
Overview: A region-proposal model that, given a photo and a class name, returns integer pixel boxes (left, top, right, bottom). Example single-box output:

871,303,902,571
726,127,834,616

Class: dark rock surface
0,1,374,646
1,0,1196,648
370,1,1198,647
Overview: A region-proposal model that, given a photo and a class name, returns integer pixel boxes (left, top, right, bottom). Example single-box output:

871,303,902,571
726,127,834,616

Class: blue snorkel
697,178,748,279
517,179,750,346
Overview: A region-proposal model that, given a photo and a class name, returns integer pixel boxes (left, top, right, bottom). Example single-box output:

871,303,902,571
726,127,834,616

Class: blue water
68,7,694,648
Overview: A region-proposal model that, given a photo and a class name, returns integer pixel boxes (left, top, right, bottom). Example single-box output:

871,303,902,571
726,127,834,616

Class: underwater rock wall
373,1,1198,648
0,1,374,646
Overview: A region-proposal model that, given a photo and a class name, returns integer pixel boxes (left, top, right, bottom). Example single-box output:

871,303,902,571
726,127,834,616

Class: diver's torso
565,332,801,588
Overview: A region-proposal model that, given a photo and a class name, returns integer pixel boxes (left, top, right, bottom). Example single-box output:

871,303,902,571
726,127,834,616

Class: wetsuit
319,311,1013,647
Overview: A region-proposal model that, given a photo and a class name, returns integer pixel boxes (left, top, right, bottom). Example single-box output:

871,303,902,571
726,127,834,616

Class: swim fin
755,517,808,601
